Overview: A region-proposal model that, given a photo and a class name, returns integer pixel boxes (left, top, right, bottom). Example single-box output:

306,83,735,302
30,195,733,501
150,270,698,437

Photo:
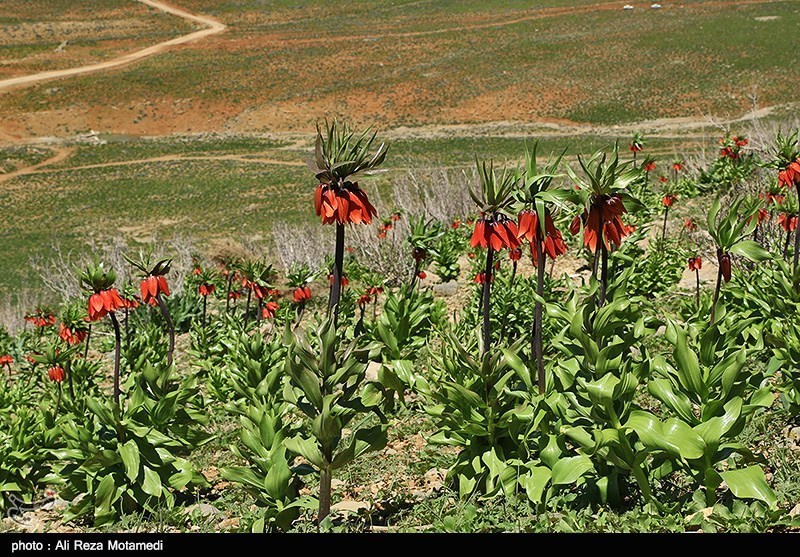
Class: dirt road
0,0,225,93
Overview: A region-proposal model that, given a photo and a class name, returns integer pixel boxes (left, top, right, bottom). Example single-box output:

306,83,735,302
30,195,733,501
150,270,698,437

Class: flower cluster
315,181,377,225
719,134,748,160
518,210,567,265
570,194,635,251
470,214,520,251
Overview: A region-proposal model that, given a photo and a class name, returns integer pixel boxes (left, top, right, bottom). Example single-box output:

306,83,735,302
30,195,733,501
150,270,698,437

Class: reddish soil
0,0,793,145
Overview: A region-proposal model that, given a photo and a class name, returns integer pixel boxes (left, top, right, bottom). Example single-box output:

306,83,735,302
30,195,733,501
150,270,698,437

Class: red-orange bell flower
48,366,65,383
59,323,88,346
261,301,279,319
688,256,702,271
88,289,127,321
518,210,567,265
778,212,798,232
140,275,170,305
778,159,800,189
293,286,312,303
315,181,377,225
570,194,634,252
662,194,677,208
470,214,520,251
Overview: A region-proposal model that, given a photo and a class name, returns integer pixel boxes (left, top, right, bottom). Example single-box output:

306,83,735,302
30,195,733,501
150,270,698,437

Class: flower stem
600,241,608,307
710,264,722,325
784,228,791,260
244,289,252,327
534,245,546,395
66,359,74,401
662,206,669,242
794,183,800,280
481,248,494,354
410,259,421,290
695,268,700,308
54,383,62,419
155,293,175,367
329,223,346,329
109,312,122,406
83,324,92,360
202,294,208,328
225,273,234,314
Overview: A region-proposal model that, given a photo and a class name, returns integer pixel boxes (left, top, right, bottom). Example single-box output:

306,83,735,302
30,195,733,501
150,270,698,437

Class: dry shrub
390,167,474,223
270,221,333,275
0,289,40,334
29,233,201,301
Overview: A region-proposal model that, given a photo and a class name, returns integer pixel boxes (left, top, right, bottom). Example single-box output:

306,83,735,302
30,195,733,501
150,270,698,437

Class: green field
0,131,698,298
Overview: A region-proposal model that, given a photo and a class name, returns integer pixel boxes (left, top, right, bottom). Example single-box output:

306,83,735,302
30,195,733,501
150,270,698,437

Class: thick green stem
329,223,346,329
318,466,332,524
156,293,175,367
109,312,122,406
410,259,421,290
481,248,494,354
202,294,208,328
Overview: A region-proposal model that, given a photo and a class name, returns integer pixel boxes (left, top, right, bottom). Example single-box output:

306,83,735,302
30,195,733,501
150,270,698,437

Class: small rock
789,503,800,518
332,500,369,514
433,281,459,296
330,479,345,491
366,361,381,382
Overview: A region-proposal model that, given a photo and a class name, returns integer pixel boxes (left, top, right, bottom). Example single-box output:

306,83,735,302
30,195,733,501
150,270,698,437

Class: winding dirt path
0,152,305,184
0,146,73,184
0,0,225,93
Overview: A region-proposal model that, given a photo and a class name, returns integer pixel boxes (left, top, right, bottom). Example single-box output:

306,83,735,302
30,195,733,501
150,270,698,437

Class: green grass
0,132,699,298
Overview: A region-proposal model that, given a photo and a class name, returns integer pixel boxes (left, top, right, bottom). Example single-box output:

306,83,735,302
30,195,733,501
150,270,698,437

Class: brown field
0,0,798,143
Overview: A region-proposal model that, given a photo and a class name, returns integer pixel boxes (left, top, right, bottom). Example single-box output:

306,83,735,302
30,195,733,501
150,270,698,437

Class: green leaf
662,418,705,460
284,436,325,469
520,467,552,504
220,466,264,490
142,466,162,498
551,455,593,485
648,379,696,424
720,466,777,509
265,455,292,500
119,440,140,482
729,241,772,262
673,328,705,398
94,474,116,513
330,425,387,470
